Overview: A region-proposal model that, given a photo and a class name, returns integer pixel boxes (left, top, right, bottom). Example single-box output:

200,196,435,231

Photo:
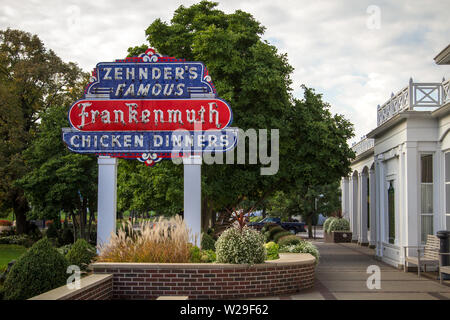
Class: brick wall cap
29,274,113,300
92,253,315,270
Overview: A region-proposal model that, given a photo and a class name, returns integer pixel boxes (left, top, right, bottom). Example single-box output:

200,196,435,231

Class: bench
403,234,440,277
439,253,450,285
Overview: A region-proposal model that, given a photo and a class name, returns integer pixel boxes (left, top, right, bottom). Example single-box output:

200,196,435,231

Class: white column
97,156,118,251
184,155,202,247
375,155,385,257
341,178,349,219
369,168,376,247
404,142,419,250
359,172,369,245
351,174,359,241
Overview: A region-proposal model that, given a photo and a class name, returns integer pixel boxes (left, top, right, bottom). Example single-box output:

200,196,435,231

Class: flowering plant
216,226,265,265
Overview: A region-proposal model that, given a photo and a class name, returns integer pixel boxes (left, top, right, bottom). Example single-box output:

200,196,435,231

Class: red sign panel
68,99,232,131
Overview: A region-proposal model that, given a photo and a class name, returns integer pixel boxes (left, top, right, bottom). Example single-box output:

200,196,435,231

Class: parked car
248,217,306,233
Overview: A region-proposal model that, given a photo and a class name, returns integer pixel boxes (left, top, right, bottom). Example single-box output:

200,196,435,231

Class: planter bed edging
92,253,316,300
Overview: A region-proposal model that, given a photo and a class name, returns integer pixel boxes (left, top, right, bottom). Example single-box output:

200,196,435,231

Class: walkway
259,241,450,300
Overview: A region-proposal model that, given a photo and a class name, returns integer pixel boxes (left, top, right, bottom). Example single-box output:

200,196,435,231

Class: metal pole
183,155,202,247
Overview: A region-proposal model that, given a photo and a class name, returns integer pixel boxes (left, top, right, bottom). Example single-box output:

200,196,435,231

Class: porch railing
377,78,449,126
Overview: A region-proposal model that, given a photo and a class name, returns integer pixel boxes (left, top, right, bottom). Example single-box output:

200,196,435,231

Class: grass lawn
0,244,27,271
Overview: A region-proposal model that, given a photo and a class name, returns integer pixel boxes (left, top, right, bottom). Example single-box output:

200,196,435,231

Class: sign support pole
96,156,118,252
183,155,202,247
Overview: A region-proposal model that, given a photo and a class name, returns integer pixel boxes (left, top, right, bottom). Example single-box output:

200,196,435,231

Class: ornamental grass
97,215,192,263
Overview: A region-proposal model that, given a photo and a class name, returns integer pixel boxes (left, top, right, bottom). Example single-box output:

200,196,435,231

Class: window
445,152,450,231
388,181,395,244
420,154,433,243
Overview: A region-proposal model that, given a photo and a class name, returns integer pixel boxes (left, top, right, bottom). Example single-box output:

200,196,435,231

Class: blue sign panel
84,50,216,100
62,128,238,154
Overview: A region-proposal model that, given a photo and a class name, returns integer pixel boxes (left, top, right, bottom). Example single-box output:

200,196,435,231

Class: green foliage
57,244,73,256
201,233,216,251
65,239,96,271
59,225,74,246
189,245,202,263
273,231,292,243
264,241,279,260
267,226,285,241
261,223,278,234
216,227,265,265
279,241,320,264
189,245,216,263
277,235,302,247
0,235,35,248
323,217,337,233
249,216,263,223
328,218,350,232
2,238,68,300
0,29,87,234
45,222,58,239
200,249,216,263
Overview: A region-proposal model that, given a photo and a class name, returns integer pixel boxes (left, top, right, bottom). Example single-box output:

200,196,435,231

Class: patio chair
439,252,450,285
403,234,440,277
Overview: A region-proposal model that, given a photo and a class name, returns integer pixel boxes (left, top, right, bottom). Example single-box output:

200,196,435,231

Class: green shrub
46,222,59,239
189,245,202,263
264,242,279,260
267,226,285,241
65,239,96,270
59,226,74,246
329,218,350,232
277,235,302,247
273,231,292,243
200,249,216,263
201,233,216,251
0,235,35,248
261,223,278,234
279,240,320,264
2,238,69,300
57,244,73,256
189,246,216,263
216,227,265,265
323,217,337,233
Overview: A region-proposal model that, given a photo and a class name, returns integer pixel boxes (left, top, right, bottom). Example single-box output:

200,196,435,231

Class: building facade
341,45,450,268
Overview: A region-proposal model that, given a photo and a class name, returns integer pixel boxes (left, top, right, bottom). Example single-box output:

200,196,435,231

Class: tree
124,1,296,231
18,101,97,241
267,181,342,238
120,1,355,232
0,28,86,234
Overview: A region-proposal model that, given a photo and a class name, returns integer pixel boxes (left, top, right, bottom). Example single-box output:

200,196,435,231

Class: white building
341,45,450,268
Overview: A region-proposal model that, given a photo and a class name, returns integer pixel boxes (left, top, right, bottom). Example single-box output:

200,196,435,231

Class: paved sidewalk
257,241,450,300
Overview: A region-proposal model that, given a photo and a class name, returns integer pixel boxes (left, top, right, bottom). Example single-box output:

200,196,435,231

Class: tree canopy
0,28,85,233
122,1,355,230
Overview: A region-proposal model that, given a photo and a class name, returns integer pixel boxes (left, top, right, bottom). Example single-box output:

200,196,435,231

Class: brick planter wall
92,253,316,300
30,274,113,300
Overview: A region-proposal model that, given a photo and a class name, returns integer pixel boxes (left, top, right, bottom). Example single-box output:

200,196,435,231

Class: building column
341,177,349,220
369,168,377,247
375,155,385,257
184,156,202,247
351,174,359,242
404,142,419,253
97,156,118,251
359,172,369,245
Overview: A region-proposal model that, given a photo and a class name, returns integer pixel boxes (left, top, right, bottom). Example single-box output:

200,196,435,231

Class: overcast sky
1,0,449,144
